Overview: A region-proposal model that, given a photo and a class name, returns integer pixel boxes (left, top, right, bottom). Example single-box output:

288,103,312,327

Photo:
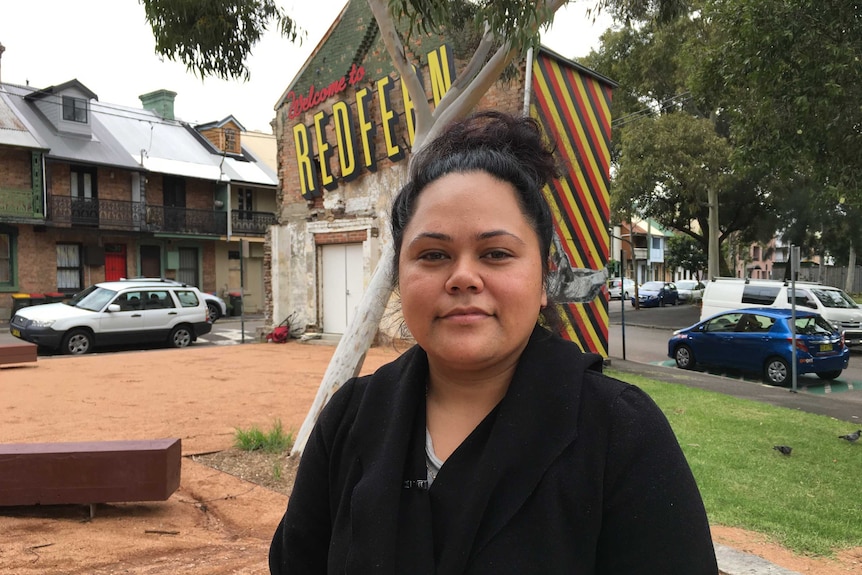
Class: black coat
270,328,718,574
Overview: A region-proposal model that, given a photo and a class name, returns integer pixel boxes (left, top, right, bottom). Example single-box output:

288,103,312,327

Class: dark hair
390,110,561,328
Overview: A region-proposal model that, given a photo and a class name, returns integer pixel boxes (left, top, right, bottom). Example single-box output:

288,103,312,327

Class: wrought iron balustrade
231,210,278,235
145,205,227,235
49,195,145,230
0,187,44,219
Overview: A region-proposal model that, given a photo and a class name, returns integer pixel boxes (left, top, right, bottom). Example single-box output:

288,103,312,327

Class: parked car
9,280,212,355
700,278,862,345
668,307,849,385
607,277,636,300
632,281,679,307
676,279,705,303
121,277,227,323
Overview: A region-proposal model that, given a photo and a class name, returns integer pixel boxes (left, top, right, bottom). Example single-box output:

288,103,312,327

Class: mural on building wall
531,51,613,356
290,44,455,199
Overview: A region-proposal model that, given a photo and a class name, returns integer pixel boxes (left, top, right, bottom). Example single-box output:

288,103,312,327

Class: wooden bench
0,438,181,516
0,342,38,366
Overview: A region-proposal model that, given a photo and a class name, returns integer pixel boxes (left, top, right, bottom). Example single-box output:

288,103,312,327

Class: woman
270,111,718,574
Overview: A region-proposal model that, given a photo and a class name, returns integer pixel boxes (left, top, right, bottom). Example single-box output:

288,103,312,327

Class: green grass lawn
608,369,862,557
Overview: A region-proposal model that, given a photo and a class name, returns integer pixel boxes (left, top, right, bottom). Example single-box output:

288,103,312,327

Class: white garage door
321,244,364,334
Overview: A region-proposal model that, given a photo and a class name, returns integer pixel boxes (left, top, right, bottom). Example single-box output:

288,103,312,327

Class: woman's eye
419,251,447,261
484,250,512,260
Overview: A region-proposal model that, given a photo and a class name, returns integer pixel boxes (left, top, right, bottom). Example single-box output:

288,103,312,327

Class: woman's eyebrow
408,231,451,246
408,229,525,245
477,230,526,244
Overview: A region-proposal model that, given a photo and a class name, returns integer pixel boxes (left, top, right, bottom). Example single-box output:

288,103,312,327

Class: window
0,229,16,286
238,188,253,219
57,244,83,291
651,237,661,250
176,290,201,307
742,285,780,305
62,96,88,123
224,128,237,152
752,246,761,260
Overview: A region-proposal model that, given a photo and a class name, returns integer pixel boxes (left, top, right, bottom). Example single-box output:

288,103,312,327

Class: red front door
104,244,127,281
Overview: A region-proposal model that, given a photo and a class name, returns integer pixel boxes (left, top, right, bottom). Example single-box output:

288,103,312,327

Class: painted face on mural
398,170,547,375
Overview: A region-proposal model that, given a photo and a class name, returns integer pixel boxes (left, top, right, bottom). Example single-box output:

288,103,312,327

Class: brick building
269,1,614,353
0,71,277,318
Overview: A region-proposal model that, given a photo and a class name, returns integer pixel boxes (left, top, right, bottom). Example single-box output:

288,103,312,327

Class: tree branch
367,0,433,145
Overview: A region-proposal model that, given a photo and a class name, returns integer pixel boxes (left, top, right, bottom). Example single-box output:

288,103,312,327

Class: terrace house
0,76,277,319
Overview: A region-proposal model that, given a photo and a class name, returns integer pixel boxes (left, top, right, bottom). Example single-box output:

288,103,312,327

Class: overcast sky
0,1,613,134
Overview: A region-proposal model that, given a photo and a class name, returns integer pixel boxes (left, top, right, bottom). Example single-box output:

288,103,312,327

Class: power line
612,91,693,129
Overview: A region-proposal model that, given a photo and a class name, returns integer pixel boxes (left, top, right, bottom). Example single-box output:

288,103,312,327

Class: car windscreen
641,281,664,290
794,315,836,336
810,288,858,309
68,286,117,312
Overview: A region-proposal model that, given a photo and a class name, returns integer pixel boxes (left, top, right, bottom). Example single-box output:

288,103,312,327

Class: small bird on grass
773,445,792,456
838,429,861,443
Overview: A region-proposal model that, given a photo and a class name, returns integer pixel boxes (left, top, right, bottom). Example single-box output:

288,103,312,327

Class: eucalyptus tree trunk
707,187,720,280
845,245,856,294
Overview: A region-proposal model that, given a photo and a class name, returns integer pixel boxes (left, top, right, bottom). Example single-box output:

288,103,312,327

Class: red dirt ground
1,341,859,574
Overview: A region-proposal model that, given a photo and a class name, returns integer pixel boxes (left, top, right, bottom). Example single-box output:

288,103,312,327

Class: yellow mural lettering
355,87,377,172
332,100,357,182
313,111,335,189
427,44,454,106
376,76,403,161
293,123,318,198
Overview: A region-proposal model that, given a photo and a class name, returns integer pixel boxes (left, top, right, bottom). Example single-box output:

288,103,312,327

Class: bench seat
0,342,38,366
0,438,181,507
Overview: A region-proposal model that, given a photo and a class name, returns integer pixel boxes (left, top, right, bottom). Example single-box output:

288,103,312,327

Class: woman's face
398,170,547,375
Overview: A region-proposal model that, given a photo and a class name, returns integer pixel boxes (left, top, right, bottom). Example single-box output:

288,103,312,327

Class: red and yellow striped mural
530,49,614,355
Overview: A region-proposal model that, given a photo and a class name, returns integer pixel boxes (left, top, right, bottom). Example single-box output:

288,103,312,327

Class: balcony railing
50,195,145,230
48,195,227,235
0,187,44,219
633,247,648,260
231,210,278,235
144,205,227,235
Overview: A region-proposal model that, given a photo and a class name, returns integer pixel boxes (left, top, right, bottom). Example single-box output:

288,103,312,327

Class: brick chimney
139,89,177,120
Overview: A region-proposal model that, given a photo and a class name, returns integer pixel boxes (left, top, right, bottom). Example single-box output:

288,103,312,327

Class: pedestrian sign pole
790,245,800,393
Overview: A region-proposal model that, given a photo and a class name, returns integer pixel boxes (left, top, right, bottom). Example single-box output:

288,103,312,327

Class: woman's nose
445,258,484,293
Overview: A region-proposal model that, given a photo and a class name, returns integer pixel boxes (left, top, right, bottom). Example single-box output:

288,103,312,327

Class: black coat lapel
345,346,434,574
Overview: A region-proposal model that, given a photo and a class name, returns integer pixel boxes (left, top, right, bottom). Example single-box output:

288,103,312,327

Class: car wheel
764,357,790,385
168,325,194,348
674,344,696,370
62,329,93,355
206,302,221,323
817,370,842,380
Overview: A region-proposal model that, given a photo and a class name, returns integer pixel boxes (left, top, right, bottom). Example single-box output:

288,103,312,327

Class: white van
701,278,862,346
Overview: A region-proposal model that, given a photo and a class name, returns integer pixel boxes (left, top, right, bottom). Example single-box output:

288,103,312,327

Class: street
607,303,862,394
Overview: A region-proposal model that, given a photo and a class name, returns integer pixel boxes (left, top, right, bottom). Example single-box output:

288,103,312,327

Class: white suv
9,281,212,355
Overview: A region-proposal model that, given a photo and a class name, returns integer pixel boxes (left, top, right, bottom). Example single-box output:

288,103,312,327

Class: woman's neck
424,360,517,461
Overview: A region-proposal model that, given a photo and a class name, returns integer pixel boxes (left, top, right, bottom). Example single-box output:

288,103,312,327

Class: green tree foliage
140,0,301,81
665,234,706,279
694,0,862,261
582,11,771,275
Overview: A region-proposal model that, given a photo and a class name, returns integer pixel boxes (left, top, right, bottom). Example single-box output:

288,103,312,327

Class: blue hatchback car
667,307,849,385
632,281,679,307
